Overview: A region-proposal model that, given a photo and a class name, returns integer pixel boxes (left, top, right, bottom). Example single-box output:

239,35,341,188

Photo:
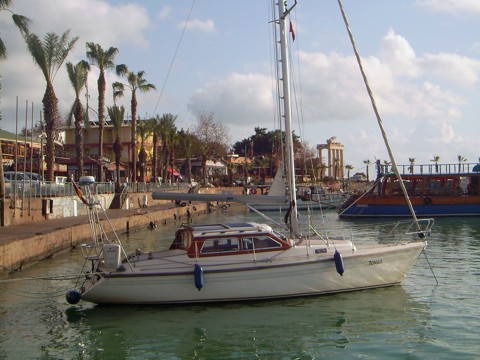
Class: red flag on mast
289,20,295,41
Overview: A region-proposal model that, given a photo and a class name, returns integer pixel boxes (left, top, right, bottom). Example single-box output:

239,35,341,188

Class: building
62,120,155,182
0,129,53,175
316,137,345,179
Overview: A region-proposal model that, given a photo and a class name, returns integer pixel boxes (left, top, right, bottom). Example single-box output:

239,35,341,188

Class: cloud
187,73,273,141
420,53,480,86
0,0,152,131
157,5,171,20
186,26,479,161
179,18,215,33
417,0,480,15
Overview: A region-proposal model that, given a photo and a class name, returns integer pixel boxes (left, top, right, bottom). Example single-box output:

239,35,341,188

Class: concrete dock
0,200,209,276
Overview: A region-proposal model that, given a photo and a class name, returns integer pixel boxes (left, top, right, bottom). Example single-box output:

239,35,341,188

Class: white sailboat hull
80,241,425,305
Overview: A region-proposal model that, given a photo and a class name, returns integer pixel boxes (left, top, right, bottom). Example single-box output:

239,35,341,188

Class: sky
1,0,480,174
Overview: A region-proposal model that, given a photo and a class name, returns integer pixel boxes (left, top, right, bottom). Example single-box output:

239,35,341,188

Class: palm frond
11,13,31,36
25,33,49,80
0,39,6,59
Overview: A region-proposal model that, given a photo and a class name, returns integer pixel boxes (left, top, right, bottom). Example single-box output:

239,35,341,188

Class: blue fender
194,264,204,290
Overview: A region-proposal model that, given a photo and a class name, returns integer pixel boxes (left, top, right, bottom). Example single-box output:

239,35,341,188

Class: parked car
3,171,30,182
79,175,95,186
3,171,31,193
350,173,368,182
234,178,245,186
29,173,45,183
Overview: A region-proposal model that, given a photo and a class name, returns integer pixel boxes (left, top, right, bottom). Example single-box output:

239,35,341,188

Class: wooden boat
338,162,480,218
66,1,433,305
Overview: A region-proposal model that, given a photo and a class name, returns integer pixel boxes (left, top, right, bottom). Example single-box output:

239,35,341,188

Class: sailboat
66,1,433,305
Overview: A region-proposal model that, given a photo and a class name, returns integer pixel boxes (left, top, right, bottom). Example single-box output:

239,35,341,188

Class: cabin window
201,237,239,254
242,236,282,250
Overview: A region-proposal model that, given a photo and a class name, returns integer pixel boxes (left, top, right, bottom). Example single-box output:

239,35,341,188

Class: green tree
113,67,156,182
345,164,353,180
194,111,230,184
178,128,195,183
457,155,467,172
66,60,90,180
86,43,119,182
107,105,125,188
0,0,31,199
430,155,440,172
159,115,177,182
408,157,415,174
0,0,30,59
25,30,78,182
148,114,177,183
167,129,179,183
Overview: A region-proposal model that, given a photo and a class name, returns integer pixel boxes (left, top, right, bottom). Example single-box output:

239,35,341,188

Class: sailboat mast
278,0,299,237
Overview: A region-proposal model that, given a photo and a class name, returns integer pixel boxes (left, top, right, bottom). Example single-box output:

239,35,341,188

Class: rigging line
268,0,279,134
152,0,196,116
286,13,327,227
336,0,421,231
0,286,68,296
0,287,68,299
0,273,86,283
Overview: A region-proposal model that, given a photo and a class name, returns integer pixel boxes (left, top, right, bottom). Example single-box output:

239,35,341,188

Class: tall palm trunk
0,139,4,200
152,133,158,183
130,92,137,182
43,81,58,182
74,99,84,178
160,134,168,181
97,73,106,182
113,136,122,188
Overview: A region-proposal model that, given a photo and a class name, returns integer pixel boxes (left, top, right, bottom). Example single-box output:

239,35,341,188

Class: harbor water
1,208,479,359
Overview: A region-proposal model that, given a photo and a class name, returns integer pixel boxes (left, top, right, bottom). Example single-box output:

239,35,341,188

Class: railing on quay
2,181,192,200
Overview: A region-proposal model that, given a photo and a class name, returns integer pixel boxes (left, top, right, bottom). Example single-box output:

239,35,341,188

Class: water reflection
1,211,480,359
62,286,428,359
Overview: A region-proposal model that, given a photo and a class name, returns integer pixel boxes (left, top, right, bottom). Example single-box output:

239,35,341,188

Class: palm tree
107,105,125,188
136,119,151,182
0,0,30,199
148,114,177,183
66,60,90,180
167,129,179,183
25,30,78,182
158,114,177,182
178,129,194,184
431,155,440,172
113,67,156,182
86,43,119,182
363,159,371,181
382,160,391,174
408,157,415,174
457,155,467,173
345,164,353,180
148,116,161,183
0,0,30,59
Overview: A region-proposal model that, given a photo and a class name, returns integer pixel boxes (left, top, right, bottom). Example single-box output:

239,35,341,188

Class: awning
106,163,126,171
167,167,180,176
